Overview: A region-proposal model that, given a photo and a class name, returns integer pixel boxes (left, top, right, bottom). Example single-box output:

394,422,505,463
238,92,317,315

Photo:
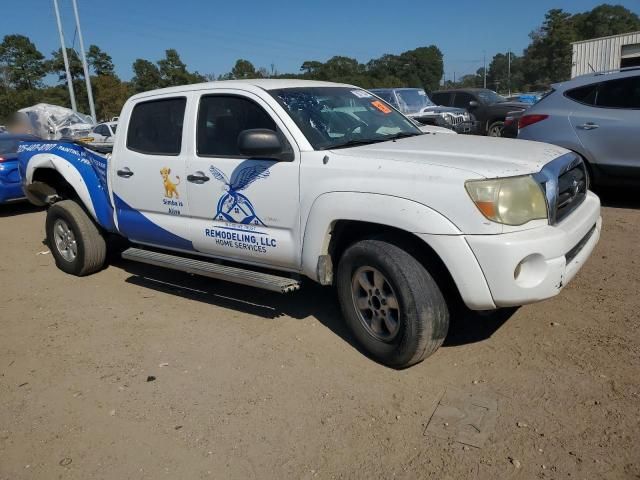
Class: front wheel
487,121,505,137
336,239,449,368
46,200,106,276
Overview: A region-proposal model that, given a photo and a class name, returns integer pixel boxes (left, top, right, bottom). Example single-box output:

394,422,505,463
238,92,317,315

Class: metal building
571,31,640,77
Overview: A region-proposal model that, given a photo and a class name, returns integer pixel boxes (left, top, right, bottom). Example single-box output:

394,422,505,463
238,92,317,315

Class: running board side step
121,248,301,293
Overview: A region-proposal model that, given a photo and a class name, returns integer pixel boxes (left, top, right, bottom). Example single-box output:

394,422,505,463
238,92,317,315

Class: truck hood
330,133,567,178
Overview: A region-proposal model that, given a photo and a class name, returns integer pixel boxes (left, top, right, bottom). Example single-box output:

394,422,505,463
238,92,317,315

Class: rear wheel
46,200,106,276
487,120,505,137
336,239,449,368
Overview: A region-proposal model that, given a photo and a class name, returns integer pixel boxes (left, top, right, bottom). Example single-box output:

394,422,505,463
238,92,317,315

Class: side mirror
238,129,285,159
468,100,479,109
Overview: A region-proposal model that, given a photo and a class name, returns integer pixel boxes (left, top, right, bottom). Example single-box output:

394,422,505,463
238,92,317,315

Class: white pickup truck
18,79,602,368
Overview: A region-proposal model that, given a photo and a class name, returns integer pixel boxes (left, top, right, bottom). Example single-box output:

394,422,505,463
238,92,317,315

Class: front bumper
465,192,601,308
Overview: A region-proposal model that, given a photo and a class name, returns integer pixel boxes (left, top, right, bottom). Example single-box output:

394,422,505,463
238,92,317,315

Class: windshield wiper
385,132,423,141
320,138,387,150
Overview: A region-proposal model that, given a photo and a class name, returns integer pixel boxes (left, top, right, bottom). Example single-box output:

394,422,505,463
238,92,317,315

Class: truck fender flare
300,192,461,281
25,151,116,232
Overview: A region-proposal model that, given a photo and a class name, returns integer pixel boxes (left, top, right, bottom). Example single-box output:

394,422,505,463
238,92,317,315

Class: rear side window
597,76,640,109
431,92,451,106
565,84,598,106
197,95,278,157
127,97,186,155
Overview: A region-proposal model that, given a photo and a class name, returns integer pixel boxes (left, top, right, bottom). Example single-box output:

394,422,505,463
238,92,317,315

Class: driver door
186,91,301,270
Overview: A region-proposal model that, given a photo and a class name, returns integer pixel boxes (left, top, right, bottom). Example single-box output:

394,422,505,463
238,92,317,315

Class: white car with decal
18,79,601,368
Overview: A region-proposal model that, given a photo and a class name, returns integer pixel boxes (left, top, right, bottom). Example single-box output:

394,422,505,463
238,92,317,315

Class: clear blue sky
2,0,639,82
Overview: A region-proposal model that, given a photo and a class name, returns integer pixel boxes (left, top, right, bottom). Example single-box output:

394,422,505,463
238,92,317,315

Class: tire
46,200,106,276
487,120,505,137
336,239,449,368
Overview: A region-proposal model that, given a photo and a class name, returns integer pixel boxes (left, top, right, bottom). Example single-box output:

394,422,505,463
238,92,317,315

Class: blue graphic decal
18,141,116,232
209,164,269,225
114,194,194,251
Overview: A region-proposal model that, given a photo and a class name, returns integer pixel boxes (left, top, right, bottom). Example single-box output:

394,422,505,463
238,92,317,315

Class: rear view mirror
238,129,285,159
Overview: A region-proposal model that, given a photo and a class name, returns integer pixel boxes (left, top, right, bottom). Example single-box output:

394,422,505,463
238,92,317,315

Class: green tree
521,9,576,87
0,34,47,90
230,59,257,79
300,60,323,75
572,4,640,39
520,5,640,89
87,45,115,76
157,49,203,87
131,59,161,93
48,47,84,83
92,74,128,120
487,52,524,93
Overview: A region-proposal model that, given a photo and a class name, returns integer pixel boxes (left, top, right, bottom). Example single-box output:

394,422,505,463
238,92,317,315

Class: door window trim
194,92,294,160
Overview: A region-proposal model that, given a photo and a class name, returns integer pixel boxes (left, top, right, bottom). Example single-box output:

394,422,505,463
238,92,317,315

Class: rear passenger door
186,91,301,270
112,96,193,251
569,76,640,175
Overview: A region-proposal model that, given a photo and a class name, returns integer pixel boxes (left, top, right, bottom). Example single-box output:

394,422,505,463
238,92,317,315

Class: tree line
452,4,640,92
1,4,638,123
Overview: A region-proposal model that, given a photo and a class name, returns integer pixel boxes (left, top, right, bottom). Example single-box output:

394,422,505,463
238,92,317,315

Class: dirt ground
1,192,639,480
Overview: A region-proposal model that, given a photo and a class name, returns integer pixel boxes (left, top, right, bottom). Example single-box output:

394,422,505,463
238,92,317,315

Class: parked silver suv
518,68,640,186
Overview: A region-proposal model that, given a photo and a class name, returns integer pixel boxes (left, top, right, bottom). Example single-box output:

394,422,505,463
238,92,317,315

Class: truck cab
19,80,602,368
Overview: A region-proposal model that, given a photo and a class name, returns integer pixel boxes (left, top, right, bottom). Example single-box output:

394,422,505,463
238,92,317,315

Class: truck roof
129,79,356,101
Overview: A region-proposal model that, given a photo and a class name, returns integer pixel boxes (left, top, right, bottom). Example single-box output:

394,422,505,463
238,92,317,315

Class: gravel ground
1,193,639,480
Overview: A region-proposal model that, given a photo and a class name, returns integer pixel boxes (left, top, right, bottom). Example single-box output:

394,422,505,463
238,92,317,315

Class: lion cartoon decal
160,167,180,199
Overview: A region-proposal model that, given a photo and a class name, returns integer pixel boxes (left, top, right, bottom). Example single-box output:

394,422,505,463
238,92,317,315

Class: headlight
465,175,548,225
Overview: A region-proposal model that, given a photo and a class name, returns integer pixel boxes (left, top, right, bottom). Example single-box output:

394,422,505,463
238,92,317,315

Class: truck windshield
395,89,436,114
269,87,422,150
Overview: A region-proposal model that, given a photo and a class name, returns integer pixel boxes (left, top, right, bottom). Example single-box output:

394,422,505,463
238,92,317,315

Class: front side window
127,97,186,155
197,95,278,157
597,76,640,109
269,87,421,150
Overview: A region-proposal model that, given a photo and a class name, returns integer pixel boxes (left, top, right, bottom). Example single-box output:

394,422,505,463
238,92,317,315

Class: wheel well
31,168,79,202
328,220,463,309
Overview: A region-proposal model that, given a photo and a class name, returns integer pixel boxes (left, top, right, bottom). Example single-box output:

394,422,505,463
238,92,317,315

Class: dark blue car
0,134,39,203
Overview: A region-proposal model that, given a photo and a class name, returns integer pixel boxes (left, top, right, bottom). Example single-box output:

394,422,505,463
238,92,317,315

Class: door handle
187,171,210,184
117,167,134,178
578,122,599,130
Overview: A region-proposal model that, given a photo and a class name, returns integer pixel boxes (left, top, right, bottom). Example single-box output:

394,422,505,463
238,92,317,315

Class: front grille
442,113,466,126
555,161,587,223
535,153,589,225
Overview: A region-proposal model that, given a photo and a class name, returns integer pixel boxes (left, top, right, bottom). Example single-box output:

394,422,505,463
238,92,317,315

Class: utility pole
52,0,77,111
71,0,96,121
508,49,512,96
483,51,487,89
